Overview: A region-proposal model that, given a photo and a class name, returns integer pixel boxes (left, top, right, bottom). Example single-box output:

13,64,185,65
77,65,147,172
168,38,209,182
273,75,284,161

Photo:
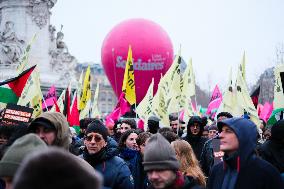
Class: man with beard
143,133,202,189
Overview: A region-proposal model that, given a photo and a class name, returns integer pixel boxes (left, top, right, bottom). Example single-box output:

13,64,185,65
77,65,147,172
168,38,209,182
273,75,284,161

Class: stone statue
49,24,77,85
49,25,56,42
0,21,25,65
56,25,68,53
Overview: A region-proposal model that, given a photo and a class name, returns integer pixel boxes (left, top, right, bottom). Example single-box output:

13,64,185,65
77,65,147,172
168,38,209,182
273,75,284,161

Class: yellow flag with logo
79,66,91,110
215,67,236,118
122,46,136,105
235,66,260,127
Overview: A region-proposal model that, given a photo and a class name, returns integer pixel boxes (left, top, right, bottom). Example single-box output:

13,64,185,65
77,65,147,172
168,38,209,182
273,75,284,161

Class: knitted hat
143,133,179,171
13,148,102,189
0,133,47,177
209,124,218,131
85,120,109,141
148,116,161,122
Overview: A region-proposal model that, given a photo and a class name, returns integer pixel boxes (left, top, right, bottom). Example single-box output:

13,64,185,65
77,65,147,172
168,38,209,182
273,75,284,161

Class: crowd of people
0,111,283,189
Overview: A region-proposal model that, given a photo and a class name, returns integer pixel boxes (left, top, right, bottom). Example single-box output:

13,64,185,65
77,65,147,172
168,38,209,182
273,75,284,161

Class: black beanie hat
143,133,179,171
85,120,109,141
271,119,284,141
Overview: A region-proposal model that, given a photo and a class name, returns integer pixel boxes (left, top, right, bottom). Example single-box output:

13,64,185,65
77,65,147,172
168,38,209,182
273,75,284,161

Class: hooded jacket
29,112,71,150
183,116,207,161
81,137,134,189
207,118,284,189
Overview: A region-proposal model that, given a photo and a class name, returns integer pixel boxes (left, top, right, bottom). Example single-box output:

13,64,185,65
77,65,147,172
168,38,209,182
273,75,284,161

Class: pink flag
257,104,264,116
105,107,121,126
179,110,185,122
116,92,131,116
206,85,222,116
68,95,80,126
259,102,273,122
42,85,57,110
137,119,145,131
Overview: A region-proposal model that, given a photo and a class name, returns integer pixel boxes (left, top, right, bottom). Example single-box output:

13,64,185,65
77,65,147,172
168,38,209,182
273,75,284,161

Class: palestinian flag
267,108,284,126
0,65,36,104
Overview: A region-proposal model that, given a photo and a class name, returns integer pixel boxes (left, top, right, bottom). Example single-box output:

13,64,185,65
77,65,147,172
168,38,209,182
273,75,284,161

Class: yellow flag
31,94,42,118
136,78,154,124
274,64,284,109
187,58,196,97
122,46,136,105
80,99,91,119
167,61,182,114
241,51,246,81
16,34,42,118
77,70,84,105
17,68,43,118
152,50,184,126
216,67,236,118
235,66,260,126
180,58,195,117
79,66,91,110
152,79,170,126
91,81,101,118
17,34,37,74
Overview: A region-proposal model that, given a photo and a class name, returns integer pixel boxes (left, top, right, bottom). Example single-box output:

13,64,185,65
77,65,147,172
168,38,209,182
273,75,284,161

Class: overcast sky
50,0,284,92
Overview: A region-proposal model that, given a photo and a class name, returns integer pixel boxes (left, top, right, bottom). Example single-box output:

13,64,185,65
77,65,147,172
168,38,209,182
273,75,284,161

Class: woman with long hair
118,129,141,173
171,139,206,188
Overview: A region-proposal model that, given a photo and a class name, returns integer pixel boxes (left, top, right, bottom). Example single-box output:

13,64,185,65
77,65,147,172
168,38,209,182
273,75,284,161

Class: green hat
0,133,47,177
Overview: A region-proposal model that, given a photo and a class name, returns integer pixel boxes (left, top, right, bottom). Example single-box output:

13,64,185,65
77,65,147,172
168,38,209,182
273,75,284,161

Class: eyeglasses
85,135,103,142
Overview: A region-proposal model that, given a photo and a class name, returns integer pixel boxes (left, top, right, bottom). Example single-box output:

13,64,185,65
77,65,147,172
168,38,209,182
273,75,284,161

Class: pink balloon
101,18,174,104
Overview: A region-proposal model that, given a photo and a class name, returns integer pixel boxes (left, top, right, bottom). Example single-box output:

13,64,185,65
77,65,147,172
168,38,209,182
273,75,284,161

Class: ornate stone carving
0,21,25,67
28,0,57,29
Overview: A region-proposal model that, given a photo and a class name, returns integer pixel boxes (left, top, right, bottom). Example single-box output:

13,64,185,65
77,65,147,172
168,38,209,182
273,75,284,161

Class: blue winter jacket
82,137,134,189
207,118,284,189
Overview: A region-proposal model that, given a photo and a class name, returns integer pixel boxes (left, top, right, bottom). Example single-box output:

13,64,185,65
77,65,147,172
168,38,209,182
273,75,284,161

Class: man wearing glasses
81,119,134,189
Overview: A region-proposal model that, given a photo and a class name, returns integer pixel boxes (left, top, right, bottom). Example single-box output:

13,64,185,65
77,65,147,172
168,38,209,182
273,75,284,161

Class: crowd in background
0,110,283,189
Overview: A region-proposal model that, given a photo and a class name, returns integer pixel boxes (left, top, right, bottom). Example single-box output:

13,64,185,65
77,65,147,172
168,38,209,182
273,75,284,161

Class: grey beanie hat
0,133,47,177
143,133,179,171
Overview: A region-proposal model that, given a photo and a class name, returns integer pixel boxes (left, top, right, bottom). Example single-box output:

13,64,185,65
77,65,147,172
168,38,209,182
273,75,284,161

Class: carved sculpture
49,25,77,85
0,21,25,66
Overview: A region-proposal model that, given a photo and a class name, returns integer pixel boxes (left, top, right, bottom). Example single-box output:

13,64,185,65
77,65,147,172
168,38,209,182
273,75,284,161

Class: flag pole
42,94,48,112
112,48,119,97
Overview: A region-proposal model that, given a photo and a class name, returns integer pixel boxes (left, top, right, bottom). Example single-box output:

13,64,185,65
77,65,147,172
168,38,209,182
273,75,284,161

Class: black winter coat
259,140,284,174
207,118,284,189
